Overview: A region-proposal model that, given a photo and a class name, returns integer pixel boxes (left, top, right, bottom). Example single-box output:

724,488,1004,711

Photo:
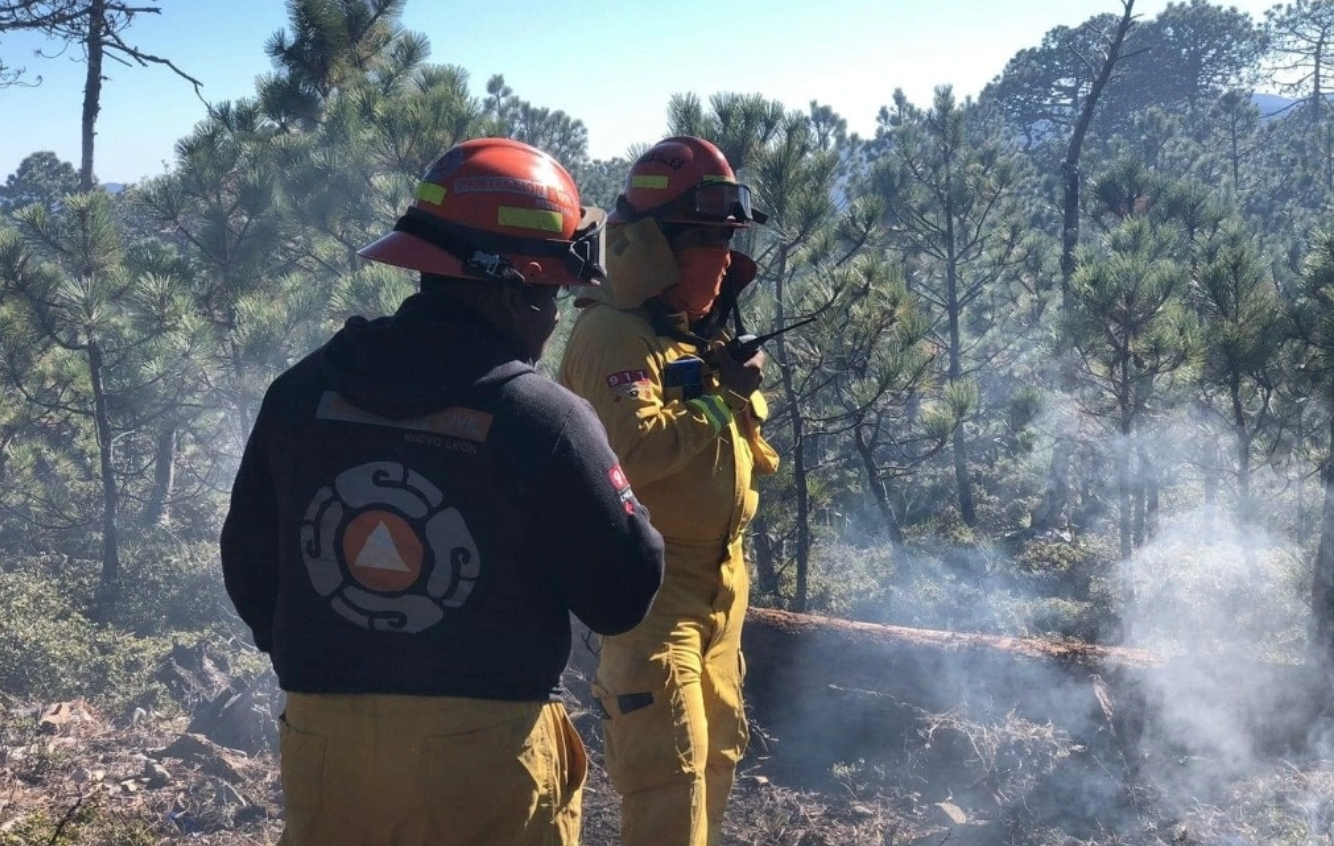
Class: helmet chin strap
615,194,649,224
696,270,747,341
394,208,527,283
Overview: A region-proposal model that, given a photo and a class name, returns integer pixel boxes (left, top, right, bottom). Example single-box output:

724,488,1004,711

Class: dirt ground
5,691,1334,846
0,694,945,846
5,611,1334,846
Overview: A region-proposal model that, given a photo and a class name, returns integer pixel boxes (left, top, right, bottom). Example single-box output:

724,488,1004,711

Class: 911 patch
606,369,651,401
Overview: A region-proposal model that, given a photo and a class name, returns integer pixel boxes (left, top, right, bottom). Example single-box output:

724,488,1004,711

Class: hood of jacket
320,292,530,420
573,217,759,315
573,216,679,311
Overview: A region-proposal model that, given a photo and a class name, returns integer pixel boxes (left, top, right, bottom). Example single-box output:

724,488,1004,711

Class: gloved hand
710,341,765,401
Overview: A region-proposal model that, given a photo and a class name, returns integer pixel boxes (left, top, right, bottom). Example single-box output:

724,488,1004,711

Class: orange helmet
358,137,606,286
615,136,767,228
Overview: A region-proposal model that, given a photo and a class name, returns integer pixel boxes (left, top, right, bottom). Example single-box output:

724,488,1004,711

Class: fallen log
569,606,1331,789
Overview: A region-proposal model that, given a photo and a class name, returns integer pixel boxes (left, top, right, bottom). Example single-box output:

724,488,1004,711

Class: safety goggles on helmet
685,181,768,224
392,206,607,286
621,180,768,227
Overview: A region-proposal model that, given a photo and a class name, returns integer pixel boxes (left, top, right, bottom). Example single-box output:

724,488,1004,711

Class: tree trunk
853,424,912,586
1038,0,1136,534
1230,117,1241,192
1060,0,1136,310
733,608,1326,780
1133,441,1151,547
1147,460,1160,539
88,338,121,623
1031,439,1072,535
1326,120,1334,193
1060,159,1080,314
144,423,177,526
854,424,903,547
951,425,974,527
944,208,975,527
750,513,780,600
1313,37,1328,129
1117,435,1133,569
785,379,810,613
1235,433,1252,528
1202,436,1219,534
1310,407,1334,670
79,0,105,192
1298,409,1313,546
228,324,254,443
1230,375,1258,574
772,244,812,612
1117,386,1135,627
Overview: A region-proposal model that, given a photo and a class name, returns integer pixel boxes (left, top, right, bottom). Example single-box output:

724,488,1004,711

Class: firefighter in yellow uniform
560,135,779,846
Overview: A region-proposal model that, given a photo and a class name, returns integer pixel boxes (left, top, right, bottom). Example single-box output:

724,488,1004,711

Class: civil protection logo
300,461,480,632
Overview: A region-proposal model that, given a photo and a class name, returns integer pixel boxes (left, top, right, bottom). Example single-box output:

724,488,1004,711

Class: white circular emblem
300,461,480,632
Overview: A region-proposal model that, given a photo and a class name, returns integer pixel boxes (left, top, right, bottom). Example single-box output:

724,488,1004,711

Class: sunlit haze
0,0,1283,183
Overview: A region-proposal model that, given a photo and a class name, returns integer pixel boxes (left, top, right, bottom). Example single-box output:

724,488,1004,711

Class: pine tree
1264,0,1334,122
814,255,945,563
484,75,590,170
258,0,415,130
0,151,79,213
1194,226,1288,549
0,192,205,621
135,103,292,442
1064,215,1197,618
1290,225,1334,668
872,86,1034,528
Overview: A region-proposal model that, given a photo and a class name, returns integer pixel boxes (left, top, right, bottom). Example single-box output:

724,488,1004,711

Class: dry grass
4,694,1334,846
0,699,282,846
1169,763,1334,846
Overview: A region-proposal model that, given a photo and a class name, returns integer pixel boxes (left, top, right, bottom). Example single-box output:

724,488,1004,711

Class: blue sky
0,0,1283,184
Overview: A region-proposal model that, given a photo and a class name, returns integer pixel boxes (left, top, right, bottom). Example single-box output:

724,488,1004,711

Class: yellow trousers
277,692,587,846
594,539,748,846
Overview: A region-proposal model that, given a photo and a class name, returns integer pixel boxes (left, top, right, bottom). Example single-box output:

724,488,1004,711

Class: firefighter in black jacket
220,137,665,846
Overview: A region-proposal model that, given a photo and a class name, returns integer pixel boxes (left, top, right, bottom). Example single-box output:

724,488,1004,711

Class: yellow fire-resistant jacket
560,217,779,552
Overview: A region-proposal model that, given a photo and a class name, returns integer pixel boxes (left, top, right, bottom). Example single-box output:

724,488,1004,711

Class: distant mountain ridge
1251,91,1330,120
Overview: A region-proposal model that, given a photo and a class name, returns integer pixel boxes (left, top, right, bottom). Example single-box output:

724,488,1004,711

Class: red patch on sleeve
609,464,630,491
609,464,638,514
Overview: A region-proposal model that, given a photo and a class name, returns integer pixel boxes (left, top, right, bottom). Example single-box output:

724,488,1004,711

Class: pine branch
0,0,84,30
100,23,204,98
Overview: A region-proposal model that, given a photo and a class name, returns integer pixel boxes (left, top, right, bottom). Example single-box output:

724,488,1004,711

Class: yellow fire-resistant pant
594,537,749,846
277,692,587,846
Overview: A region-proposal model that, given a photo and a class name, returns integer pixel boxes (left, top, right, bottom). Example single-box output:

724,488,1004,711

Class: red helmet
615,136,767,228
358,137,606,286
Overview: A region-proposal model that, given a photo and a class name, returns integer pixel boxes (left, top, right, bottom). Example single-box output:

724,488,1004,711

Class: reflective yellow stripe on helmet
498,207,564,232
415,182,447,205
630,175,670,189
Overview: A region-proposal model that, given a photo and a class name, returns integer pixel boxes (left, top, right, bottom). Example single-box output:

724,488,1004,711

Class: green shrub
0,570,173,711
112,532,232,635
1130,526,1310,662
803,540,896,619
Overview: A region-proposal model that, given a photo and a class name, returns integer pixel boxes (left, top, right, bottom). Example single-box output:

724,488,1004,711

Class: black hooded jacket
220,293,664,701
